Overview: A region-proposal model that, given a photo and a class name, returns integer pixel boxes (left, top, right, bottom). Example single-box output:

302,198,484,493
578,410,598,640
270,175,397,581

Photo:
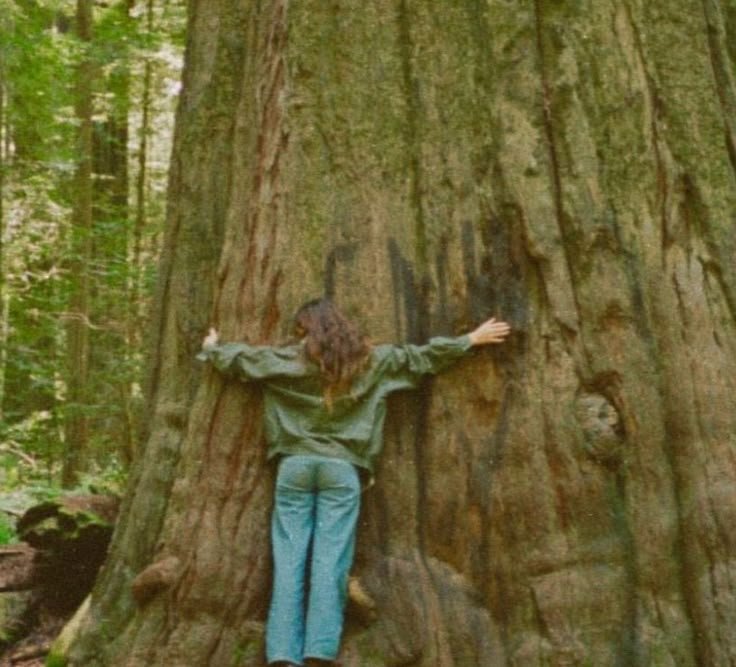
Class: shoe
305,659,340,667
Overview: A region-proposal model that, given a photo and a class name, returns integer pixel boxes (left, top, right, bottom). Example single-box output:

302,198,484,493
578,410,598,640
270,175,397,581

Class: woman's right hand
467,318,511,346
202,327,219,350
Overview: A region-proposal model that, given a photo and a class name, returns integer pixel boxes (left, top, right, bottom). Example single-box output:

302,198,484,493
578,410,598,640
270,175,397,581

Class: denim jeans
266,455,361,665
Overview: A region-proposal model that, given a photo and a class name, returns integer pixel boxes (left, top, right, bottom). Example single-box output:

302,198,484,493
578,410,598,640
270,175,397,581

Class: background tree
62,0,94,486
0,2,8,423
65,1,736,666
1,0,78,481
0,0,184,484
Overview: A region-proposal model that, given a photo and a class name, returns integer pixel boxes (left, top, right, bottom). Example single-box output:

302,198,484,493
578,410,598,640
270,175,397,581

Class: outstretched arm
197,327,306,381
377,317,511,392
467,318,511,346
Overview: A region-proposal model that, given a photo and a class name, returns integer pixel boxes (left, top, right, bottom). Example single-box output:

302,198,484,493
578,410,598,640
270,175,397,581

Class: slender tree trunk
0,46,6,422
66,2,736,666
121,0,156,464
62,0,94,487
86,0,136,465
130,0,154,335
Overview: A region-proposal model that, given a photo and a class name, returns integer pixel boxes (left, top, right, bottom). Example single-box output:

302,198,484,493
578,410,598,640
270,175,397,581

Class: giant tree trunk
66,1,736,665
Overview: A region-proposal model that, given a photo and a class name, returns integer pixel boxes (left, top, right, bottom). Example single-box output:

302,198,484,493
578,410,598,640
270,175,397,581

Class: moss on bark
67,2,736,665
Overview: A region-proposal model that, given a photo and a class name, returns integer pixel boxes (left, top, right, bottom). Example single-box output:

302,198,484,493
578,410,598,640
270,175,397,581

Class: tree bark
68,1,736,666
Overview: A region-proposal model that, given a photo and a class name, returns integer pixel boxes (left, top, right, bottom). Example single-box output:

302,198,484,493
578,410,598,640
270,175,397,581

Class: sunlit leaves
0,0,186,487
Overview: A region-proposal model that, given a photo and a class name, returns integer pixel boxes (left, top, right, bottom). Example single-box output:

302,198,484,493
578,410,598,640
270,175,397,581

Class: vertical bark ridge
140,0,288,662
654,265,716,667
617,0,670,264
700,0,736,178
67,0,255,663
217,0,288,341
531,0,584,342
396,0,449,542
603,11,705,660
637,4,736,663
396,0,429,312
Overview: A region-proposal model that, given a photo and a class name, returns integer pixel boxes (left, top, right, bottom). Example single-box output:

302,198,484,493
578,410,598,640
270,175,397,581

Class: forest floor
0,544,67,667
0,627,56,667
0,495,119,666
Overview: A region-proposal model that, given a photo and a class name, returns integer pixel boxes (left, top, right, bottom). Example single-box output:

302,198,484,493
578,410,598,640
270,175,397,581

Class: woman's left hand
467,318,511,346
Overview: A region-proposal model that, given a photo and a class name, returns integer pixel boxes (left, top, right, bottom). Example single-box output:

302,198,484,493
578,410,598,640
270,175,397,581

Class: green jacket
197,335,472,473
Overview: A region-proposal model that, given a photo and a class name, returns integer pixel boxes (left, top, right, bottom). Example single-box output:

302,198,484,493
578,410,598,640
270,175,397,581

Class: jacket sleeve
377,335,473,392
196,342,305,382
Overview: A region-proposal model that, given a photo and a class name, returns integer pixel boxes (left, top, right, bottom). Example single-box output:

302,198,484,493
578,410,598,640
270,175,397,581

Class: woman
199,299,511,667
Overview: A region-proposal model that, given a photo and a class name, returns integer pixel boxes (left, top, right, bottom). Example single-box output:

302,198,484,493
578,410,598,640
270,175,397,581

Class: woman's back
200,335,474,472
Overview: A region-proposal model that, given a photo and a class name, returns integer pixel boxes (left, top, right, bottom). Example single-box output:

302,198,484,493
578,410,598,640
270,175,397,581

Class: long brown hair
294,299,371,406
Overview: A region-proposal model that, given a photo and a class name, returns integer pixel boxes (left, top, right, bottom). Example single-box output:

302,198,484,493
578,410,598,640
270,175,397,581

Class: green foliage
0,512,15,545
1,411,61,472
230,628,265,666
45,651,68,667
1,2,77,163
0,0,186,484
0,448,125,551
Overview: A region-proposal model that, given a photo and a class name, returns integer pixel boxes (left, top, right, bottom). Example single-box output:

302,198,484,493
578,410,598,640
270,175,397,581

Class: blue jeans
266,455,361,665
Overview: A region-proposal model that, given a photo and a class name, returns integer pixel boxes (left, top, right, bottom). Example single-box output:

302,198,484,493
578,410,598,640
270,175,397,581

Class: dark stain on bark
481,206,531,333
324,242,358,301
460,219,490,325
440,212,531,340
388,237,429,343
434,240,451,335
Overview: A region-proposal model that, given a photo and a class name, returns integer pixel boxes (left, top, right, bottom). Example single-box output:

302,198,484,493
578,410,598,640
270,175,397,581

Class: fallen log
15,494,119,614
0,547,35,594
0,494,119,664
